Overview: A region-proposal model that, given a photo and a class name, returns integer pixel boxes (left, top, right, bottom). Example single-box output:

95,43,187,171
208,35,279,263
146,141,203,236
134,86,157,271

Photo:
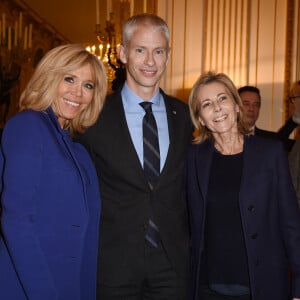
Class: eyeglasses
289,96,300,103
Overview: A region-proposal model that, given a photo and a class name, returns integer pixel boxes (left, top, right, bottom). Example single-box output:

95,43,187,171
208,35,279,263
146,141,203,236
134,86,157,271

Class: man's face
119,25,170,96
240,91,261,128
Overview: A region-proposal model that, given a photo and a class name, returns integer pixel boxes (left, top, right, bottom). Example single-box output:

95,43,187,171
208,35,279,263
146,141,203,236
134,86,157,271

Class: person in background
238,85,296,151
77,13,193,300
288,80,300,208
238,85,277,138
0,44,107,300
278,80,300,143
187,71,300,300
289,137,300,208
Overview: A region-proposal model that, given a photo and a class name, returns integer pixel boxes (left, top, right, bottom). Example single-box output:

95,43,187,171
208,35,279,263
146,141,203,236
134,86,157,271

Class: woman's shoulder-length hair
19,43,107,136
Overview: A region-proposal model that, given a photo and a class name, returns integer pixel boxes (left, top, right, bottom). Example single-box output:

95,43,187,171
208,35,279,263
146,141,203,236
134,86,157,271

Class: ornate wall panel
158,0,299,131
0,0,68,126
202,0,250,87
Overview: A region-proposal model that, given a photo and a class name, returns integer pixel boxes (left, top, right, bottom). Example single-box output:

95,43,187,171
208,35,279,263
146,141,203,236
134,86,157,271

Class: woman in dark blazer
186,72,300,300
0,44,107,299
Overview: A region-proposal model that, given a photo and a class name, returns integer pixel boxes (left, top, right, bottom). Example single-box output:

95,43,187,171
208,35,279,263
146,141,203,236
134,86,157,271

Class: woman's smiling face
197,81,240,135
53,63,95,128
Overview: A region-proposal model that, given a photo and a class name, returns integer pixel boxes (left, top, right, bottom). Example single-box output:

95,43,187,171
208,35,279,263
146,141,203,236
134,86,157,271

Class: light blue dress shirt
121,83,170,172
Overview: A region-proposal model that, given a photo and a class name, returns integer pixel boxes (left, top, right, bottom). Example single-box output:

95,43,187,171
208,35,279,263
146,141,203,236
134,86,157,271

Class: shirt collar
122,83,161,112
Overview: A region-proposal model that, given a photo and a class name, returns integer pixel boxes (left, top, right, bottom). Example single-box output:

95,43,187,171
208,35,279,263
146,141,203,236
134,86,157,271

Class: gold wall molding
158,0,299,131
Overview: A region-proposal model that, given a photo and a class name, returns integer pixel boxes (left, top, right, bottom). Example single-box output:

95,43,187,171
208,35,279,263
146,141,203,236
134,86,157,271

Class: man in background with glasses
278,80,300,144
288,80,300,208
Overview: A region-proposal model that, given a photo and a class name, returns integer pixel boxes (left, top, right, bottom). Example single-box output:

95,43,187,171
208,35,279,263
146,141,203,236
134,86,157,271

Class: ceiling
24,0,103,44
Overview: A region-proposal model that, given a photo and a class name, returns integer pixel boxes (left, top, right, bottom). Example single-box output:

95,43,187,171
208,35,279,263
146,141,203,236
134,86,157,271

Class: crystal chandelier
85,0,155,92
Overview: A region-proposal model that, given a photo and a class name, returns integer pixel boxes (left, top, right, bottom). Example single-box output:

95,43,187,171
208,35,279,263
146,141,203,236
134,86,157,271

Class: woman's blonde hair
189,71,249,144
20,44,107,136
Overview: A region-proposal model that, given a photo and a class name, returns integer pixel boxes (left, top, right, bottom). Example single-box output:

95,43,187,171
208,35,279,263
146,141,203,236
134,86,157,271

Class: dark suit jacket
278,117,298,140
277,117,297,151
255,126,295,152
0,108,101,300
186,136,300,300
254,126,278,138
78,88,193,285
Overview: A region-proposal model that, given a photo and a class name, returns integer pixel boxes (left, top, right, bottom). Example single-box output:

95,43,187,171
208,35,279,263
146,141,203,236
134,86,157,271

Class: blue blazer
186,135,300,300
0,108,101,300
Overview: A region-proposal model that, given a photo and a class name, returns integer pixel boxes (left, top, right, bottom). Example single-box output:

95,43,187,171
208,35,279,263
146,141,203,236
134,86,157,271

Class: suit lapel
239,136,258,204
46,107,89,211
161,97,177,174
109,93,149,186
195,140,214,201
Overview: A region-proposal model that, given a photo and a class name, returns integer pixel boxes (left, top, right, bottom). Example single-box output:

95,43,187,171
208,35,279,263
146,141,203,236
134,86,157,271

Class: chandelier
86,13,118,64
85,0,154,92
86,0,139,62
86,12,124,92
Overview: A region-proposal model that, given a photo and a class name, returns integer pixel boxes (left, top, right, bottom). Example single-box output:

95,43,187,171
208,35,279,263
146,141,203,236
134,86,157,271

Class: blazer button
255,259,260,266
248,205,255,212
251,233,258,239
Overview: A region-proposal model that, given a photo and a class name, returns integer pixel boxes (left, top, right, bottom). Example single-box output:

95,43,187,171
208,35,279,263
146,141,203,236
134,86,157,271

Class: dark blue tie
140,101,160,247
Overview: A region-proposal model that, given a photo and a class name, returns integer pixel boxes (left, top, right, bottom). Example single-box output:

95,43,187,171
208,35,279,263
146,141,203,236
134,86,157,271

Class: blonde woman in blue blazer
187,72,300,300
0,44,107,299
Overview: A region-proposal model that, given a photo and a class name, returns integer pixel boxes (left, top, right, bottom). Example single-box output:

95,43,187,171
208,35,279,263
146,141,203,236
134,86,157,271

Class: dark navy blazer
0,108,101,300
186,135,300,300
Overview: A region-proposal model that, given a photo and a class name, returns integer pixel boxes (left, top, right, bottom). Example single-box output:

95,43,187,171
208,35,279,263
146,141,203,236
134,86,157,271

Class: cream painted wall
157,0,300,132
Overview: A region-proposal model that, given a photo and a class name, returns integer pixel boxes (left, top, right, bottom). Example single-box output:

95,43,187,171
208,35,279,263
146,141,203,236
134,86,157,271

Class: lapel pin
172,110,177,115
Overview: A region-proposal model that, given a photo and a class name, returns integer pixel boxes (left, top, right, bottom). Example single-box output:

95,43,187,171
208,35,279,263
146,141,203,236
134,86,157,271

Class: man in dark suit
77,14,193,300
278,80,300,145
238,85,295,151
238,85,277,137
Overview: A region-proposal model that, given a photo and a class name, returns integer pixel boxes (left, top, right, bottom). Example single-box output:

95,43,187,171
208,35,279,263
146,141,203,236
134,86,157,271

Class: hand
292,298,300,300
